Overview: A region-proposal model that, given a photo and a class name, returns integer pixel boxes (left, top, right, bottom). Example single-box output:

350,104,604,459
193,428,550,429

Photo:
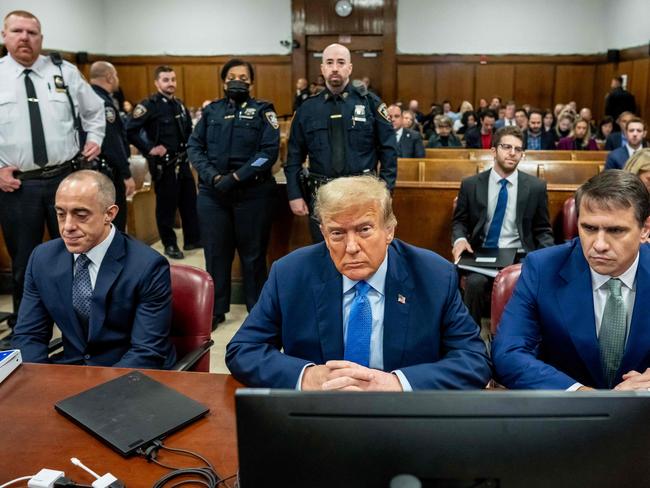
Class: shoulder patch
377,103,390,123
133,103,147,119
105,106,116,124
265,111,279,130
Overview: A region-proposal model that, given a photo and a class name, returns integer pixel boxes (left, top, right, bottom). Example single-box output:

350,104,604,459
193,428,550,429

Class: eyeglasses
497,143,524,155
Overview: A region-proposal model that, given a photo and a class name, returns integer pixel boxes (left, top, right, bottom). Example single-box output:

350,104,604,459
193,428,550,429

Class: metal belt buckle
40,165,60,178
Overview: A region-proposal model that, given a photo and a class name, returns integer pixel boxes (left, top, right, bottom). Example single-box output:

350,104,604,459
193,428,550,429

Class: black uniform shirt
91,84,131,179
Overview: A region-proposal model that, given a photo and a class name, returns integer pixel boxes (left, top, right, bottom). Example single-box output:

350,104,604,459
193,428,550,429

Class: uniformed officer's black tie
23,69,48,167
329,95,346,175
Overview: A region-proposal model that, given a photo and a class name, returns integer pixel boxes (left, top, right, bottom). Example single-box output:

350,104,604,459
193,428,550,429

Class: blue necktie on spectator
72,254,92,335
484,178,509,248
344,281,372,367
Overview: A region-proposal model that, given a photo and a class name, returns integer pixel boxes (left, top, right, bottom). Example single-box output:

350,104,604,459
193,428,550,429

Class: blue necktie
484,178,509,248
72,254,92,334
344,281,372,367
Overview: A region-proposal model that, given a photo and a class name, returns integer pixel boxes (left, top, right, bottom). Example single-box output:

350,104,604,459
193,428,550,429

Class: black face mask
225,80,250,103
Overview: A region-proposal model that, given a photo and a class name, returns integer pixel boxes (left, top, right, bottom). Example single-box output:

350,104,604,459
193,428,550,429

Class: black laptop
55,370,209,456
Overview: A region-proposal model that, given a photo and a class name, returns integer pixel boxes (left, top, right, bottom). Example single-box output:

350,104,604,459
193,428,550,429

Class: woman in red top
557,117,599,151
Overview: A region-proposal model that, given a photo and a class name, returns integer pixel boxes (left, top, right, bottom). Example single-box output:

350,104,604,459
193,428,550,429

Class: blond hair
623,148,650,176
314,176,397,229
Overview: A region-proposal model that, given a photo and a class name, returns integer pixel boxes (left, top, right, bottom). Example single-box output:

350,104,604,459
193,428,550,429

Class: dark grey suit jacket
451,169,555,252
397,128,425,158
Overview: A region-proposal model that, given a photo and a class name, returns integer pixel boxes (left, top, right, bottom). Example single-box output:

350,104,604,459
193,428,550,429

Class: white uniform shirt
0,54,105,170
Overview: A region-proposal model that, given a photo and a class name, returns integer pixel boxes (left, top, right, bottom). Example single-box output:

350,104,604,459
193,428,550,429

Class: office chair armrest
173,339,214,372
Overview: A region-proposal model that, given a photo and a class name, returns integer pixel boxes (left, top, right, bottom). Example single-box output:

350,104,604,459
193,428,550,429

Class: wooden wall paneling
513,64,555,111
396,64,436,107
475,64,514,108
593,63,616,120
435,64,475,109
115,64,149,105
291,0,307,84
254,63,293,117
554,65,595,112
182,64,222,109
303,0,385,35
630,59,649,118
381,0,397,103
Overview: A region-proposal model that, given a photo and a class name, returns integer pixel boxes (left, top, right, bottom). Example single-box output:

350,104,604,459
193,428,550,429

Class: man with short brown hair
0,10,104,327
605,117,647,170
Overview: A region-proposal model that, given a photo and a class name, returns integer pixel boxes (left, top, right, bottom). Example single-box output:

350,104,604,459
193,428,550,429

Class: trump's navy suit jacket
226,239,491,389
493,240,650,389
12,231,176,369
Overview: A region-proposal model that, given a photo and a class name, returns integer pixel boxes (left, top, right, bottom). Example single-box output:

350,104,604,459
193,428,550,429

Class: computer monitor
235,390,650,488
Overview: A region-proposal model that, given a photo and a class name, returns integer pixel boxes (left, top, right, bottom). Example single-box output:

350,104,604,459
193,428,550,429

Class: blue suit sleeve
398,269,492,390
11,251,54,363
492,256,577,389
226,262,311,387
113,256,175,369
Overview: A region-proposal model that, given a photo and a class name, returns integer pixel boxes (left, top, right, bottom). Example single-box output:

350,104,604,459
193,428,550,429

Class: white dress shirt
395,128,403,143
297,252,413,391
73,225,116,289
483,168,522,249
0,54,105,170
567,253,639,391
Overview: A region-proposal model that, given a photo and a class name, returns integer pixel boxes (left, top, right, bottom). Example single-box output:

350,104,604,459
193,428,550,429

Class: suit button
84,354,91,360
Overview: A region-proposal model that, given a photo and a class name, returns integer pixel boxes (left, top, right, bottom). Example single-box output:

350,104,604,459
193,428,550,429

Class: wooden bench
126,156,159,245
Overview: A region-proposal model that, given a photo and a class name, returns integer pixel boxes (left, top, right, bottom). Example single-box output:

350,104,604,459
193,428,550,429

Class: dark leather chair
169,264,215,372
48,263,214,372
490,263,522,336
562,196,578,241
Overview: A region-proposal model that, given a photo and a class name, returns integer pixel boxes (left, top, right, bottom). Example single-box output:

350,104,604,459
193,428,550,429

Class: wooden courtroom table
0,364,242,487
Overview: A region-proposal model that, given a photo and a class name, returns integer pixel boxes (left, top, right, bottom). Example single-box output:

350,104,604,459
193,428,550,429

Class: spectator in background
606,111,635,150
554,112,575,146
442,100,458,122
478,98,488,111
605,75,637,121
427,115,462,148
553,103,565,119
605,117,648,170
623,148,650,193
514,108,528,131
456,111,478,136
402,109,422,134
453,101,474,132
557,117,599,151
523,109,555,150
422,103,443,139
543,110,555,133
489,97,502,111
579,107,597,134
495,100,516,129
408,99,425,123
293,77,309,112
388,104,425,158
465,109,497,149
522,104,532,114
567,101,577,113
596,116,614,145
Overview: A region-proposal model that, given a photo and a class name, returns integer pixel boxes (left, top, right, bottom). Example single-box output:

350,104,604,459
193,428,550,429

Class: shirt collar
395,128,403,138
6,54,46,78
74,225,116,268
490,167,518,186
590,251,639,292
342,251,388,296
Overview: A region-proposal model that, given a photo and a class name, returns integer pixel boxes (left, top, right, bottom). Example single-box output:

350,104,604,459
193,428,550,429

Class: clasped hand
301,360,403,392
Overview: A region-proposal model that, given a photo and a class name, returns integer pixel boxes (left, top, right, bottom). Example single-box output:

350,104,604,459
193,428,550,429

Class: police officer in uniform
89,61,135,231
285,43,397,242
126,65,200,259
187,58,279,327
0,10,104,326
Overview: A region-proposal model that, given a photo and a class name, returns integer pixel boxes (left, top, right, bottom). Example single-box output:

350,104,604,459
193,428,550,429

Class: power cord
138,440,237,488
0,476,36,488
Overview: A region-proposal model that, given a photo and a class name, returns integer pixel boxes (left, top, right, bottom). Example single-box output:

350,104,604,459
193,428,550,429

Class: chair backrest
490,263,522,335
562,196,578,241
170,264,215,372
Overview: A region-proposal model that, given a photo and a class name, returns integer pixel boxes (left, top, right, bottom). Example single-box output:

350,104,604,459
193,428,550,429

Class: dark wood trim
619,44,650,62
397,54,607,65
291,0,307,84
306,35,384,52
381,0,397,102
108,54,291,65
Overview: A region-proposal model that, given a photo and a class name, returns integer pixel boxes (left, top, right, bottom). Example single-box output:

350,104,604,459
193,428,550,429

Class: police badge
53,75,66,92
133,104,147,118
353,104,366,122
105,107,116,124
241,107,257,119
265,111,279,130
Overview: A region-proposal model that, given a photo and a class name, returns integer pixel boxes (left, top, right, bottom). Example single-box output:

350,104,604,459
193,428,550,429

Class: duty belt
15,161,73,181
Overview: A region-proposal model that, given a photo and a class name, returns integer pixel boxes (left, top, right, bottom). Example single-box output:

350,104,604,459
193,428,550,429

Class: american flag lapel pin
397,294,406,304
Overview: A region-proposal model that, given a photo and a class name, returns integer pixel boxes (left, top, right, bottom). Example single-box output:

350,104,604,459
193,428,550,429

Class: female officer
187,59,280,328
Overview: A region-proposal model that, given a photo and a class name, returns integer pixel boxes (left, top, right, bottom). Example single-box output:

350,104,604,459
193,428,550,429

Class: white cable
0,476,36,488
70,458,100,480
